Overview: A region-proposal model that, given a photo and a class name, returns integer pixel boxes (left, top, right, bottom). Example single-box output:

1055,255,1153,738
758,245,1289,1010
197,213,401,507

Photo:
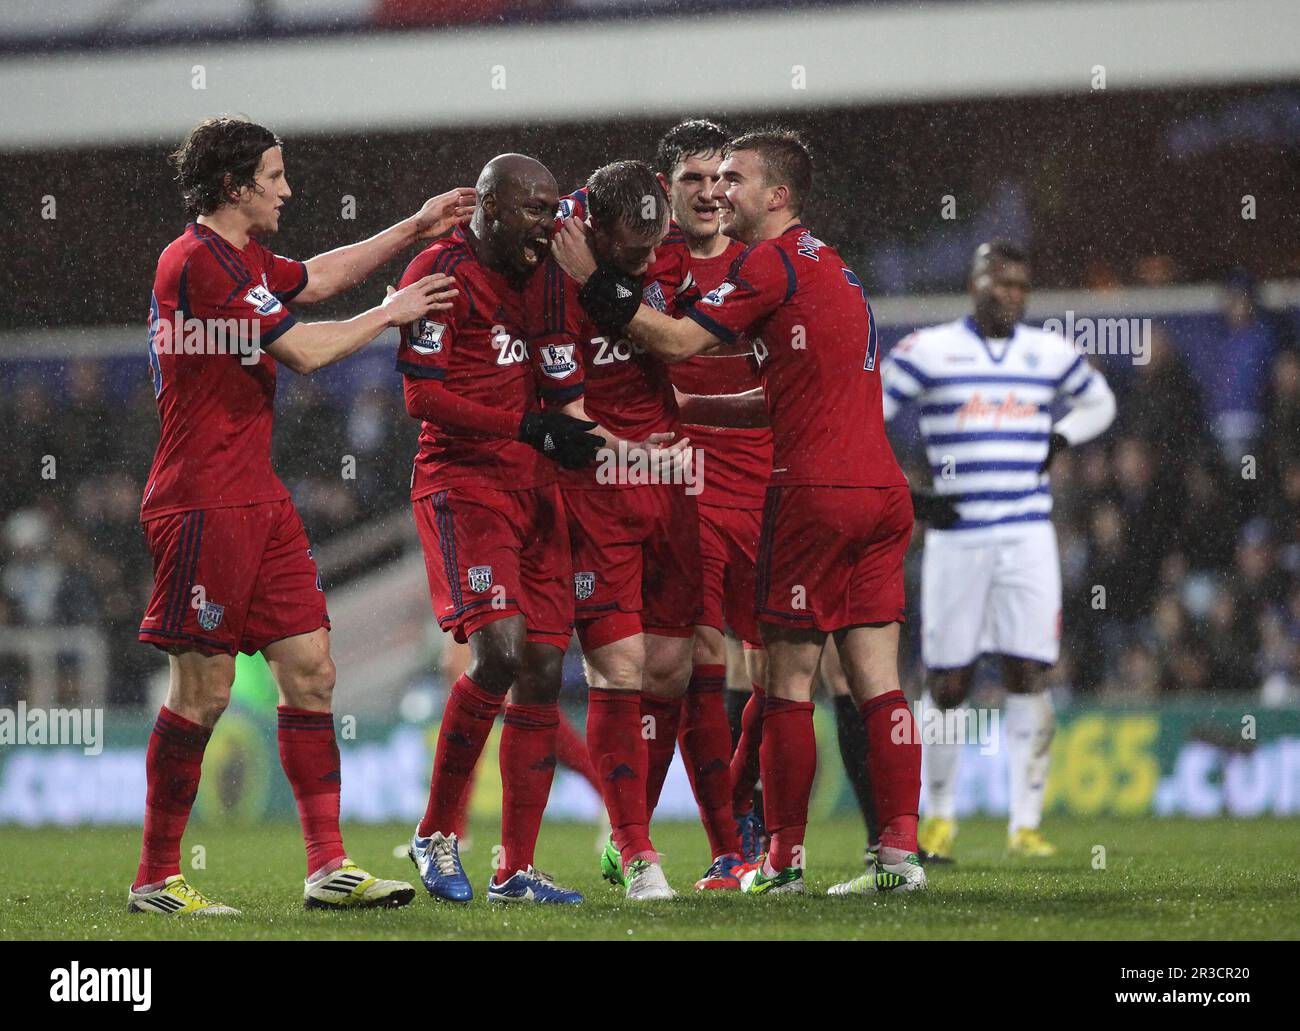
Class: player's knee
928,669,969,710
194,686,231,726
283,653,336,710
467,622,526,695
512,646,563,705
587,649,642,693
692,626,726,667
1002,658,1047,694
644,644,692,698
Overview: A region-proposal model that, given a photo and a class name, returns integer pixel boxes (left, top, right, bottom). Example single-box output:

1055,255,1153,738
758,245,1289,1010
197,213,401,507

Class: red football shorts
413,483,573,650
697,501,763,646
755,484,912,633
138,499,329,656
564,484,702,649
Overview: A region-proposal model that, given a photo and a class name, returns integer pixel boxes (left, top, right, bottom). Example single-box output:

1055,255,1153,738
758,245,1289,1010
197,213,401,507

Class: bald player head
469,153,559,282
969,240,1030,339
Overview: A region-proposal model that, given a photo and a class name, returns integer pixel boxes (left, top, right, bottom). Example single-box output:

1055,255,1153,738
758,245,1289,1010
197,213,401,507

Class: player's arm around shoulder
265,264,457,375
292,187,476,305
548,215,720,364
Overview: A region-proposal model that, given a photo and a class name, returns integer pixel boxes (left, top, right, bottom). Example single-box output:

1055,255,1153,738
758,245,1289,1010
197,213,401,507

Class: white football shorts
920,520,1062,669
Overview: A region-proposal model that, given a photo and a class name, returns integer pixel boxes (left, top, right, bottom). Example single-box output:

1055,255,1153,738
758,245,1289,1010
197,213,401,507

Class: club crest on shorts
196,601,225,632
468,565,493,593
574,571,595,601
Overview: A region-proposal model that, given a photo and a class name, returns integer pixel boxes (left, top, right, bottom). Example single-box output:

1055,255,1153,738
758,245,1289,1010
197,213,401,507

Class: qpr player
884,241,1115,863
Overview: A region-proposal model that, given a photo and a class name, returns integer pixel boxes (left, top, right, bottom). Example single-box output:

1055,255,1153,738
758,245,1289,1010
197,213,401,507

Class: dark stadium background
1,0,1297,829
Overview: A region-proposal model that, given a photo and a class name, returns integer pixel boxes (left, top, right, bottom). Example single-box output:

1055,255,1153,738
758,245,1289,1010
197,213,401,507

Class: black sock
725,688,747,751
834,693,879,845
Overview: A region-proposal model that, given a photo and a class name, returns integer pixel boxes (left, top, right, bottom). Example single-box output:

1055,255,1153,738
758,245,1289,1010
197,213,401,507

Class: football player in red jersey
398,154,603,905
552,129,926,895
131,116,471,915
524,160,721,900
655,120,774,865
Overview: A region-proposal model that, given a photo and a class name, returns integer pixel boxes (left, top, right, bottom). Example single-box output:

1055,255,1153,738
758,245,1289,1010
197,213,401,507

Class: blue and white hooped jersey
882,317,1102,532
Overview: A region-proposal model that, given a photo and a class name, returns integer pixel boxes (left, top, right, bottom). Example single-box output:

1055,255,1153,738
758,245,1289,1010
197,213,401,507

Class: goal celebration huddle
130,114,1112,915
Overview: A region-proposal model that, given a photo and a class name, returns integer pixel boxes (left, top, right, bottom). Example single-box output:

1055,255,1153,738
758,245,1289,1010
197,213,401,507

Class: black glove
1039,431,1069,473
577,262,643,334
910,489,961,529
518,410,603,469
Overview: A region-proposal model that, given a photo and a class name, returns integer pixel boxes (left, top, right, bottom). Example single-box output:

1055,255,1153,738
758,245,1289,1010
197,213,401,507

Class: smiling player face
711,149,769,245
490,177,559,277
239,146,291,236
666,151,724,243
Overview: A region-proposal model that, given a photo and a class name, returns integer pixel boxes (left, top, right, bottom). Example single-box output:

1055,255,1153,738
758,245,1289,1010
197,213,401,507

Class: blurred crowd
2,283,1298,709
0,364,414,706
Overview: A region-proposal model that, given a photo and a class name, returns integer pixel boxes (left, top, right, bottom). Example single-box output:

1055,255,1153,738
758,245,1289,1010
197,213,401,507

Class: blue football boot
408,828,472,903
486,866,584,904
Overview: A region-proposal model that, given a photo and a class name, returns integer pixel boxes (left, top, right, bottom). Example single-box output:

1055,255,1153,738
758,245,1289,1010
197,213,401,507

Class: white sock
921,691,961,821
1004,692,1055,833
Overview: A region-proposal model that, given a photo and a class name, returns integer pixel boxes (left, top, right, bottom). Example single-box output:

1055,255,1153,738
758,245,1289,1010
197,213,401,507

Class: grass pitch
1,817,1297,940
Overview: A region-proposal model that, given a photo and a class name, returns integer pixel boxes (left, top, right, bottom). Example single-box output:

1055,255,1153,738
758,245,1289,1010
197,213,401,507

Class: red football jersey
667,238,773,508
397,226,579,498
524,224,695,491
141,223,307,520
685,224,906,489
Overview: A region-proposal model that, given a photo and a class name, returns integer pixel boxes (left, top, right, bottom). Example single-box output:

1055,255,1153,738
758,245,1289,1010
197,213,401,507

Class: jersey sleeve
251,240,309,302
650,239,700,314
182,244,298,347
1050,334,1117,445
557,188,588,224
525,259,586,408
880,332,927,420
684,241,792,344
395,251,461,383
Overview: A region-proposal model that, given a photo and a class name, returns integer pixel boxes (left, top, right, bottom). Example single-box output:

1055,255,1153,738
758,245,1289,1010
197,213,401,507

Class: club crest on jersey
1024,351,1040,369
702,282,736,306
642,281,667,313
411,319,446,355
468,565,493,593
243,284,283,317
196,601,225,632
574,571,595,601
539,343,578,379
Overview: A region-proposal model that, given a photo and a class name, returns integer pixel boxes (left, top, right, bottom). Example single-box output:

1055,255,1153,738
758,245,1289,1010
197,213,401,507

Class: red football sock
448,767,476,841
679,665,741,858
555,709,600,792
418,673,503,839
642,692,682,819
862,690,921,853
496,702,558,882
277,707,347,876
586,687,654,864
760,697,817,871
134,706,210,889
729,684,766,816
